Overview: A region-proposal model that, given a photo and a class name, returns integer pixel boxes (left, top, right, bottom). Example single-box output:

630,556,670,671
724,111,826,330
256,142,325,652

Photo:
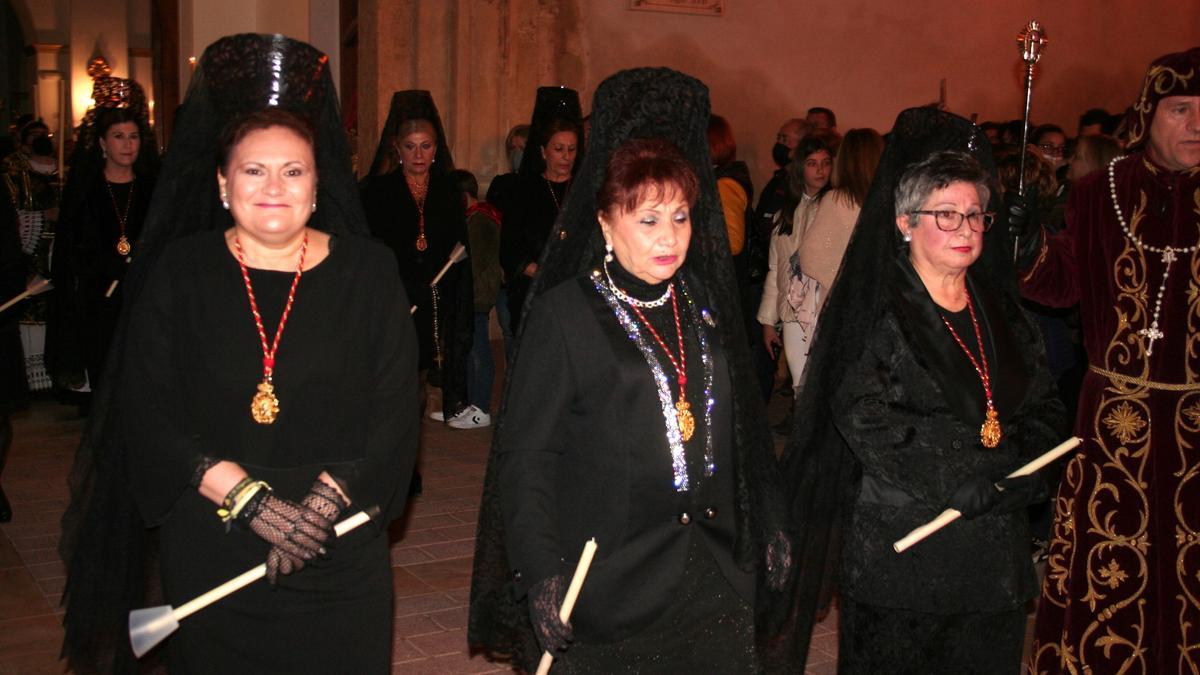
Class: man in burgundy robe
1019,47,1200,674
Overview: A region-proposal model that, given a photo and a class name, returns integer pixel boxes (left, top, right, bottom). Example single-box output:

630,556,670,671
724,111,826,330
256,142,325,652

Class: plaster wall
256,0,309,42
179,0,342,110
579,0,1200,189
357,0,585,181
128,0,150,48
16,0,67,44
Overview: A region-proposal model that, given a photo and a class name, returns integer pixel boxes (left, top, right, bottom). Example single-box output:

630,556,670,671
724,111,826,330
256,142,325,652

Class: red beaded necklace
624,285,695,442
233,232,308,425
939,289,1002,448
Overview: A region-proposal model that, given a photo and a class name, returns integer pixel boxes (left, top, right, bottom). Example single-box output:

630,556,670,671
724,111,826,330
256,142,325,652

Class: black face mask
31,137,54,157
771,142,791,168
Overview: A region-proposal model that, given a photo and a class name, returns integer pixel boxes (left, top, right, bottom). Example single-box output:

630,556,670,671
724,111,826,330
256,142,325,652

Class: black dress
49,174,154,390
362,170,467,369
120,230,418,673
499,174,567,330
497,263,755,671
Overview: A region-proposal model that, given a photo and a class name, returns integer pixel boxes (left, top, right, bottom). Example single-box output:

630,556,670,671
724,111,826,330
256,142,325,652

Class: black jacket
497,272,753,643
833,257,1065,613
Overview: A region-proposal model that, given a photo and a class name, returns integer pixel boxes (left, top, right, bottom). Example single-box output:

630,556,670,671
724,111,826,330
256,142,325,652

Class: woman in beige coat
757,136,831,393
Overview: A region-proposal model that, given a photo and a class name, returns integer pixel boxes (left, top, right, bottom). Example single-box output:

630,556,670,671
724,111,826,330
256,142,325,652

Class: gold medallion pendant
980,408,1002,448
250,380,280,424
415,233,428,251
116,236,131,256
676,399,695,442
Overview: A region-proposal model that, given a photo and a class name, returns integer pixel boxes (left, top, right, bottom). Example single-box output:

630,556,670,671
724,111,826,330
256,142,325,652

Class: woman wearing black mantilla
469,68,792,673
60,34,418,674
361,90,472,421
770,108,1067,674
499,86,583,334
48,76,158,394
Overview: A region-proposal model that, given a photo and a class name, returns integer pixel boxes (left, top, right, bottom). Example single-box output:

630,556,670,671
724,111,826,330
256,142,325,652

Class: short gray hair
894,150,991,218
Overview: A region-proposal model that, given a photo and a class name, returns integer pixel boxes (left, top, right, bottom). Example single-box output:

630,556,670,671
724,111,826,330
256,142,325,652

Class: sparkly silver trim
267,35,285,107
592,271,716,491
692,304,716,477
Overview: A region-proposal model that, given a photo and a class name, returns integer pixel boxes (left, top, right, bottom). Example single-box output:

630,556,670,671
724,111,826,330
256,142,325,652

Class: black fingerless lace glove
765,530,794,592
528,574,573,654
301,480,348,524
237,490,334,584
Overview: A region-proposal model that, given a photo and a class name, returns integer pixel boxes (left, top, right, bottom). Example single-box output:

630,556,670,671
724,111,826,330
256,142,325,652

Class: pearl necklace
1107,155,1199,356
602,257,674,308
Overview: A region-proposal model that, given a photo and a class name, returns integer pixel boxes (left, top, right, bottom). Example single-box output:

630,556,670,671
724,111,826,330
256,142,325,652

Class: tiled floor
0,383,838,674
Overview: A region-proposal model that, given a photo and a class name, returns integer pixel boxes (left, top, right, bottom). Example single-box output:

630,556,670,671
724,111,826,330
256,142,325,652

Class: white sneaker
429,406,468,422
449,405,492,429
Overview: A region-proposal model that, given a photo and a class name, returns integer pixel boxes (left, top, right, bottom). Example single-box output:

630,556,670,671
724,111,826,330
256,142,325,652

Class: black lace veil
366,90,456,177
469,67,784,671
767,107,1008,668
63,76,160,196
517,86,583,179
59,33,363,673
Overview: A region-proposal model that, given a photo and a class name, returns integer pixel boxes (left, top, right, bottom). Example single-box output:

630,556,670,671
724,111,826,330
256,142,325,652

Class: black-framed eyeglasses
911,210,995,232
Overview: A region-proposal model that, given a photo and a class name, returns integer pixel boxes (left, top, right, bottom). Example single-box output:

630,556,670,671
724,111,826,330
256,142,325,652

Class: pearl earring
311,200,318,213
221,194,230,210
902,232,912,242
604,242,614,263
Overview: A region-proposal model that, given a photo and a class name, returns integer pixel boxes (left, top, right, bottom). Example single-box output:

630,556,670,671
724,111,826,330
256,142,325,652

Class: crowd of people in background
1,34,1196,675
0,89,1130,442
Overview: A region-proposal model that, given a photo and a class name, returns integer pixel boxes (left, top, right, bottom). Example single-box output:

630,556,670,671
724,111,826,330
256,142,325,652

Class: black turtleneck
604,259,707,455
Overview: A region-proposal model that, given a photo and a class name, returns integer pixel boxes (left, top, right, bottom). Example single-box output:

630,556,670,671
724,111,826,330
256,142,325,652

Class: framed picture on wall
628,0,725,17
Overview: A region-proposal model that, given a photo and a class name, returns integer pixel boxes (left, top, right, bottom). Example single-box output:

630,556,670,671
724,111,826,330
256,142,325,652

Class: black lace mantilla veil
517,86,583,180
468,67,787,671
766,107,1011,669
365,90,456,177
59,34,365,673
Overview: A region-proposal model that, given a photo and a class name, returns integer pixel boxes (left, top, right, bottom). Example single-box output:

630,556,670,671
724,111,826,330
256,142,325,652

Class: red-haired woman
489,139,779,672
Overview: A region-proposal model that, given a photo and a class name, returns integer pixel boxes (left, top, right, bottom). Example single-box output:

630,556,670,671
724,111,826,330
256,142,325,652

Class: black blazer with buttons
834,257,1066,614
497,272,753,643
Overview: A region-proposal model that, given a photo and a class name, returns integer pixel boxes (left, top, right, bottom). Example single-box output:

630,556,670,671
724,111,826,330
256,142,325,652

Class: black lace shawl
58,34,366,674
365,90,456,178
517,86,583,180
468,67,787,671
766,107,1015,669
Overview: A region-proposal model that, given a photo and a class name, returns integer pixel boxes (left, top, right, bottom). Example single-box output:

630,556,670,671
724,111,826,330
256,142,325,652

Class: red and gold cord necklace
625,286,695,442
407,176,429,251
939,289,1002,448
233,232,308,425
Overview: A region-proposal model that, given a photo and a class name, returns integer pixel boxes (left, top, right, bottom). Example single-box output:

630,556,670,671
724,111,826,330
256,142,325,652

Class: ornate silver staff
1014,20,1048,260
